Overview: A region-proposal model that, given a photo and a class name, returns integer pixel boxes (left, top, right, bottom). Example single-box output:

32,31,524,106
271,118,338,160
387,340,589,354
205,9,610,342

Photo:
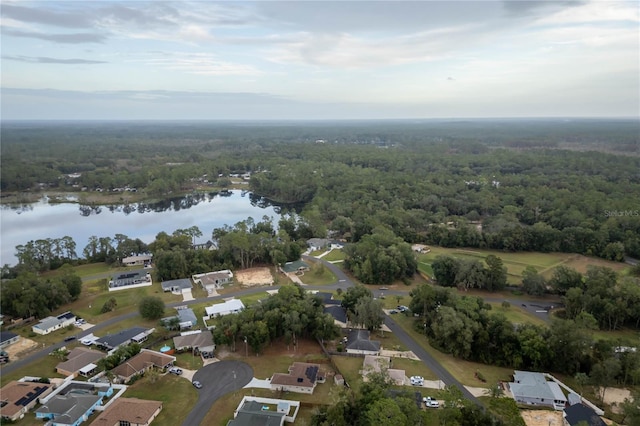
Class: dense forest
2,120,639,266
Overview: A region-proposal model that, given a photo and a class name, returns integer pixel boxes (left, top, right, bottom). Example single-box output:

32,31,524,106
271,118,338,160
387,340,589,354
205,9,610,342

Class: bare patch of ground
235,267,273,287
603,387,632,413
4,337,40,360
520,410,563,426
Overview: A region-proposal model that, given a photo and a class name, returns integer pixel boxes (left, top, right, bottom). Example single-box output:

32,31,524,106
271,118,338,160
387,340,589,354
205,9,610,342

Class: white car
410,376,424,386
423,397,439,408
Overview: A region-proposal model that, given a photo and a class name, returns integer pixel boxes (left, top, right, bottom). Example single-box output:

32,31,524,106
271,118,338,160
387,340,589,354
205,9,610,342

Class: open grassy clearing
417,247,629,285
331,356,364,393
486,303,548,327
321,249,346,262
0,352,64,386
298,262,337,285
391,357,438,381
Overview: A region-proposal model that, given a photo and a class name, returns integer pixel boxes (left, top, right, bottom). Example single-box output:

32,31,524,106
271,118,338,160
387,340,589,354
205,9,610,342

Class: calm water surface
0,191,283,266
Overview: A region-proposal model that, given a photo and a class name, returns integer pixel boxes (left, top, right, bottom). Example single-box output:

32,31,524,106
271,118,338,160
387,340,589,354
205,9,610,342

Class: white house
32,312,76,335
509,370,567,410
121,254,152,267
205,299,245,319
192,270,234,293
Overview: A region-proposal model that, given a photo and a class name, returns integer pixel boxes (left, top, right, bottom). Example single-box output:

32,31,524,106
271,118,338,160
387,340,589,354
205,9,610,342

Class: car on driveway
389,309,399,314
410,376,424,386
423,396,439,408
192,380,202,389
169,367,183,375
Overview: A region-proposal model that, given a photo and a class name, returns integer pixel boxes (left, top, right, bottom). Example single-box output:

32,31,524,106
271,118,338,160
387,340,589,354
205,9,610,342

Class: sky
1,0,638,120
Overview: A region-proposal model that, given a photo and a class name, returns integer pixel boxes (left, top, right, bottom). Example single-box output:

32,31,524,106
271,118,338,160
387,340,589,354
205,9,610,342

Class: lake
0,190,285,266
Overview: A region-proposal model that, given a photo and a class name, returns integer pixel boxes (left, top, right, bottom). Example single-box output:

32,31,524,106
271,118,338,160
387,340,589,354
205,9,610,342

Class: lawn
0,352,64,386
299,262,337,285
332,356,364,392
486,303,548,327
322,250,346,262
391,357,438,381
418,247,629,285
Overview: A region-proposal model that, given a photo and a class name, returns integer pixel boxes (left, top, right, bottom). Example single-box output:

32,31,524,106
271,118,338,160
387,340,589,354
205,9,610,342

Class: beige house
56,347,104,377
361,355,406,386
89,398,162,426
270,362,323,394
111,349,175,383
0,381,53,422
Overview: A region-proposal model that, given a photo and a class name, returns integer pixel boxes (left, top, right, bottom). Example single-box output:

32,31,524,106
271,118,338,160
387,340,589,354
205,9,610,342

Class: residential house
160,278,193,293
89,398,162,426
41,381,113,403
314,292,348,327
111,349,175,383
361,355,406,386
205,299,245,319
95,327,154,354
0,381,53,422
32,312,76,335
172,330,215,356
35,394,103,426
121,255,152,267
0,331,19,349
162,308,198,330
281,260,310,274
193,240,217,251
192,270,233,293
270,362,322,394
228,396,301,426
307,238,331,251
345,329,381,355
108,270,152,292
56,347,104,377
563,403,607,426
411,244,431,254
508,370,567,410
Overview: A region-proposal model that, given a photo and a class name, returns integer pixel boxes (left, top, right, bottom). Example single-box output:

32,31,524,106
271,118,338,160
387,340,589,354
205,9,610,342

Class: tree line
408,284,640,393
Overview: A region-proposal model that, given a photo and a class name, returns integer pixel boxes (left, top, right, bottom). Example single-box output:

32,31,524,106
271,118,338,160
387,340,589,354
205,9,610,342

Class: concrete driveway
181,360,253,426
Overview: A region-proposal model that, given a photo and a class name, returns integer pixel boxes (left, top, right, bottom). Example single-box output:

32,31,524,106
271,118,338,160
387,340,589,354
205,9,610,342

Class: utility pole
244,336,248,357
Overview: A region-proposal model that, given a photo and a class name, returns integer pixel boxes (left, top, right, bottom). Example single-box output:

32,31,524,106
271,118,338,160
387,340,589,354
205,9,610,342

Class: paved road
383,315,482,406
182,360,253,426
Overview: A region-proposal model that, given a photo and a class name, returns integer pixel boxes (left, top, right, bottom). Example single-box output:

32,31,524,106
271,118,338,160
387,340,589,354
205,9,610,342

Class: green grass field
321,250,346,262
299,262,337,285
418,247,629,285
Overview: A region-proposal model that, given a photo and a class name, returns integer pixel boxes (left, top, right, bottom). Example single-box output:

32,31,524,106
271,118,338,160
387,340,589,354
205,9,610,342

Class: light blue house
35,394,102,426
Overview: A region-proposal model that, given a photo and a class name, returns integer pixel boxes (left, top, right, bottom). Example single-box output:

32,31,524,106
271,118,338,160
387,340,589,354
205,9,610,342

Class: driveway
181,360,253,426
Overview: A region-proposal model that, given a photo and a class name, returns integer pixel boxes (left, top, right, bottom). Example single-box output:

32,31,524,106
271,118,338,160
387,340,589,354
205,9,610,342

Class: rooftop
0,381,52,419
89,397,162,426
271,362,321,389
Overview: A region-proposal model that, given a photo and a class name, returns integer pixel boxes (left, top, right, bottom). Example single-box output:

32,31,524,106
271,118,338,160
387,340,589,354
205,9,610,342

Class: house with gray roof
108,270,152,291
35,393,102,425
508,370,567,410
173,330,215,356
346,329,381,355
32,312,76,335
160,278,193,293
95,327,153,354
162,308,198,330
227,396,300,426
56,347,104,377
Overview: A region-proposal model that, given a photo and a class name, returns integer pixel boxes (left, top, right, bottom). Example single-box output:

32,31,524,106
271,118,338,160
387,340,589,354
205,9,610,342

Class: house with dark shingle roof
0,331,19,349
89,397,162,426
346,329,380,355
563,403,607,426
160,278,192,293
0,381,53,421
95,327,153,354
173,330,215,355
270,362,322,394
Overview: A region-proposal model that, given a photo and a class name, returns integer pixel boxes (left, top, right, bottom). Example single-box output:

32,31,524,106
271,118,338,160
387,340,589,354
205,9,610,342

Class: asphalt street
182,360,253,426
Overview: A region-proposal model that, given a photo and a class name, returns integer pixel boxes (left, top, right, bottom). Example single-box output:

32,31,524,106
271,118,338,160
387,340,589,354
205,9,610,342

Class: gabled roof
229,400,286,426
0,381,52,419
0,331,19,344
56,347,104,375
173,330,214,350
89,397,162,426
96,327,150,349
323,306,347,323
206,299,245,317
271,362,320,389
282,260,310,273
564,403,607,426
111,350,175,379
161,278,192,291
346,329,381,352
36,394,101,425
510,371,566,403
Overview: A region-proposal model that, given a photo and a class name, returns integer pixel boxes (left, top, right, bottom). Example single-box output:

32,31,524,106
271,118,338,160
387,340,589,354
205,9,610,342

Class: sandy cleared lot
521,410,563,426
4,337,40,360
235,267,273,286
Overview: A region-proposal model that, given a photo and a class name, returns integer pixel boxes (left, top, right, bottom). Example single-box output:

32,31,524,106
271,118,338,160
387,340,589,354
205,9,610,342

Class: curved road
3,254,557,412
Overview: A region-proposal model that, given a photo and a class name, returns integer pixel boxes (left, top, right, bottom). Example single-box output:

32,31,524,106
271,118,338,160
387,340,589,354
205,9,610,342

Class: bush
101,297,117,313
139,296,165,320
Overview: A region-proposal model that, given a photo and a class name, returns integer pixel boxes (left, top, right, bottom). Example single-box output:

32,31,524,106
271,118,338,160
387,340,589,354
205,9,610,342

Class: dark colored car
64,336,77,342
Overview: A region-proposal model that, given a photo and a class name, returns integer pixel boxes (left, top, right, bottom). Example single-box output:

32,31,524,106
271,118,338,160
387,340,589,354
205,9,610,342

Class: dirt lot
4,337,40,360
235,267,273,287
521,410,563,426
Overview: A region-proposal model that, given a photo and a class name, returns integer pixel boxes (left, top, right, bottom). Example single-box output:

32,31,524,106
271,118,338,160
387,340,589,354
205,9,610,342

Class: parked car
410,376,424,386
169,367,183,375
379,287,389,290
192,380,202,389
64,336,77,342
423,397,439,408
389,309,399,314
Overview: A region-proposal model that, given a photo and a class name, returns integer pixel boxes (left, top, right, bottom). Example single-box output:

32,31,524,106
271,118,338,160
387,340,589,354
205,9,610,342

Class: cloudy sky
1,1,638,120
